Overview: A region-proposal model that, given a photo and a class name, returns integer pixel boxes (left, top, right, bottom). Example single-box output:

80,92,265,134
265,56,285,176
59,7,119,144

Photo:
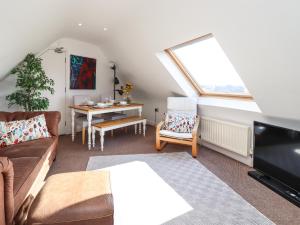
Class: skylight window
166,34,252,99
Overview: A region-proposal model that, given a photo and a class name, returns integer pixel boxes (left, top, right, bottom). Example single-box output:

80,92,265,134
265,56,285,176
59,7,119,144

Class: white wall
55,38,113,133
0,38,114,134
140,96,300,166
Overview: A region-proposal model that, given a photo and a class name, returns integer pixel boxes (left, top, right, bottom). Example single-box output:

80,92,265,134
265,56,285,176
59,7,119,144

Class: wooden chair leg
82,128,86,144
156,128,162,150
192,139,198,158
156,136,161,151
156,136,168,151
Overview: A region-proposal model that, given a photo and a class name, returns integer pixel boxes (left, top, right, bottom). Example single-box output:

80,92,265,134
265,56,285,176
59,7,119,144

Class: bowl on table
95,102,107,108
86,100,94,106
119,101,128,105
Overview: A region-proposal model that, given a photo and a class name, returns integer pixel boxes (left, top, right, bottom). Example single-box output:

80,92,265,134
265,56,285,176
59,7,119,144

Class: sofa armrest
42,112,61,137
0,111,61,137
0,157,14,225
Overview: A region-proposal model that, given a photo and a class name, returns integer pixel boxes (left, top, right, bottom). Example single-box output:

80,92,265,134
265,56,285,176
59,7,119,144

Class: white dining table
70,103,143,150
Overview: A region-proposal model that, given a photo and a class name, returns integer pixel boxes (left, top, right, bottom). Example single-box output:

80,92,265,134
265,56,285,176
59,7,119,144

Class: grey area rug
87,152,274,225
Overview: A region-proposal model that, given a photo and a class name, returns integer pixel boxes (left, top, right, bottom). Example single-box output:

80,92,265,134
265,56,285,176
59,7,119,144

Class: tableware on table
95,102,107,108
86,100,94,106
119,101,128,105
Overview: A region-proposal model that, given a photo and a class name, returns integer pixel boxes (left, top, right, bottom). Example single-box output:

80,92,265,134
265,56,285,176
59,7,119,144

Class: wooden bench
92,116,147,151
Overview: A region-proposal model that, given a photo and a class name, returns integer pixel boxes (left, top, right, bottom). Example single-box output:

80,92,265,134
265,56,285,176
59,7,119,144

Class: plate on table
94,103,115,108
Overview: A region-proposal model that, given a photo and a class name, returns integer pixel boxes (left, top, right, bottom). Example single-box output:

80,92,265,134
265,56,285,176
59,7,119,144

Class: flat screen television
249,121,300,207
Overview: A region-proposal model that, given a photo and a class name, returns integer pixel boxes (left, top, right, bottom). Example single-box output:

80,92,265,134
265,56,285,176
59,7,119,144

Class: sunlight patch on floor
99,161,193,225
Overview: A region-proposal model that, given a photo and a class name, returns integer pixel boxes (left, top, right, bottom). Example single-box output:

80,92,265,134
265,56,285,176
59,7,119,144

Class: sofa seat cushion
1,137,58,214
10,156,45,214
27,171,114,225
160,129,192,139
0,137,57,159
11,157,40,197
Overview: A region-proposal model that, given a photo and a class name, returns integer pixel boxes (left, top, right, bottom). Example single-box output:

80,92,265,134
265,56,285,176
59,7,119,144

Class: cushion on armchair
164,112,196,133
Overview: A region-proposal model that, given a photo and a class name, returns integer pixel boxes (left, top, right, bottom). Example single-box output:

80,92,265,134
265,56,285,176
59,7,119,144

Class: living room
1,1,300,225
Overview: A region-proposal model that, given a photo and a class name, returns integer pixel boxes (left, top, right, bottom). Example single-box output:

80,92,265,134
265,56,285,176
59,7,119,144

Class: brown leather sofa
0,111,61,225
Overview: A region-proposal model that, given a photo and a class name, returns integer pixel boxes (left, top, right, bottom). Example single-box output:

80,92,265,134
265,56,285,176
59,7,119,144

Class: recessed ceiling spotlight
78,23,83,27
103,27,108,31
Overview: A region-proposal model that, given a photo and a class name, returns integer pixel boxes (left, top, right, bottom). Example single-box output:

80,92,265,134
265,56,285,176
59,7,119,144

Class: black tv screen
254,121,300,192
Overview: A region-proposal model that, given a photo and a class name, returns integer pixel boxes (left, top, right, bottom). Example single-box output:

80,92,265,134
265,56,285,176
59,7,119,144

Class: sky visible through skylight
172,36,250,95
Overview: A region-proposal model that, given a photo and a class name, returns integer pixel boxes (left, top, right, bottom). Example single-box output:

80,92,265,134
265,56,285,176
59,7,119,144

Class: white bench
92,116,147,151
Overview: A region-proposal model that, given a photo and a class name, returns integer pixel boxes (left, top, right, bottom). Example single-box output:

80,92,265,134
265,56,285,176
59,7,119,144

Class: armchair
155,97,200,158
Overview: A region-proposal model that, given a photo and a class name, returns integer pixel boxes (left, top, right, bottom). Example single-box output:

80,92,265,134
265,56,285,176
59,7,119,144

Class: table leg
138,107,142,134
143,120,146,136
87,113,92,150
139,122,142,134
92,127,95,148
134,124,137,134
71,109,75,142
100,130,105,151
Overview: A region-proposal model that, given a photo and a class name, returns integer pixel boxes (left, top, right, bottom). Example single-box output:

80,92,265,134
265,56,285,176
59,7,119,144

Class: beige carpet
48,126,300,225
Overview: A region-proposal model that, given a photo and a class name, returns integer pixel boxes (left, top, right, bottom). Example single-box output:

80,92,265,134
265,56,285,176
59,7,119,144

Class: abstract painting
70,55,96,89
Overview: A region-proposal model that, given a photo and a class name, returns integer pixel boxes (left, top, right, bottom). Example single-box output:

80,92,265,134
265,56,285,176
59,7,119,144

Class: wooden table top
69,103,144,112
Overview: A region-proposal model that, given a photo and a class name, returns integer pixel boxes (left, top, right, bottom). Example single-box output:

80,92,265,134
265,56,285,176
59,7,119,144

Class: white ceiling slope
0,0,71,79
1,0,300,120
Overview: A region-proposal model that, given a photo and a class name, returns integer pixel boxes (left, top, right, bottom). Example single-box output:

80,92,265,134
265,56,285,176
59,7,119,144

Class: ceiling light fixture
78,23,83,27
103,27,108,31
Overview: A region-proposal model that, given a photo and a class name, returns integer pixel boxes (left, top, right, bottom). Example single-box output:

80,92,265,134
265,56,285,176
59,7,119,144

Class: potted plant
6,53,55,111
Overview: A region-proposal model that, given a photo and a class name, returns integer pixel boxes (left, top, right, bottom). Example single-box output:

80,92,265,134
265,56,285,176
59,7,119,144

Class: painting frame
70,54,96,90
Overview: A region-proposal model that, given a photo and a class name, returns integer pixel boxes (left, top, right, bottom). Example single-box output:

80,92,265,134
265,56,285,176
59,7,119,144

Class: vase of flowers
121,82,133,103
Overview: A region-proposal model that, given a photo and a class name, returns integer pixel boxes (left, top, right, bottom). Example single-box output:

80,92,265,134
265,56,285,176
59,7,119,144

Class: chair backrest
73,95,92,105
167,97,197,115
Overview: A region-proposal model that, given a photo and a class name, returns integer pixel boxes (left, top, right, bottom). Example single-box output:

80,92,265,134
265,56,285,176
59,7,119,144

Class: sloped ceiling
1,0,300,120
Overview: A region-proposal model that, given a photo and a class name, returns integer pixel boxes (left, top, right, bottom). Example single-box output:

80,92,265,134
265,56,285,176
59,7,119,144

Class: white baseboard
200,140,253,167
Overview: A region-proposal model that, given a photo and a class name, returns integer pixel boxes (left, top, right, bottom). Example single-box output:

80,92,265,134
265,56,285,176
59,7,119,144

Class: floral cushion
0,121,9,148
26,114,51,139
0,114,51,148
164,112,196,133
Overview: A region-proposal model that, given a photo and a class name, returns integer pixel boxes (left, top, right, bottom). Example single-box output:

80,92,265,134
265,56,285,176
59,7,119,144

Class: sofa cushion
0,137,57,159
165,112,196,133
10,157,40,196
0,111,61,137
160,129,193,139
0,114,51,148
0,137,58,215
10,156,43,215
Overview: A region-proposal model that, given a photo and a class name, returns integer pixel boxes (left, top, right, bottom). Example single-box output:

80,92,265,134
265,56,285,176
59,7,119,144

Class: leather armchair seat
27,171,114,225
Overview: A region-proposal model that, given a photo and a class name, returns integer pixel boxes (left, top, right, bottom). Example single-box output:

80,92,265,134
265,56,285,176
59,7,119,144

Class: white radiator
200,117,252,157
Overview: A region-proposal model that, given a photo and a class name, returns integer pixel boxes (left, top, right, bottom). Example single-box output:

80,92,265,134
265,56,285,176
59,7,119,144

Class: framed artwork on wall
70,54,96,89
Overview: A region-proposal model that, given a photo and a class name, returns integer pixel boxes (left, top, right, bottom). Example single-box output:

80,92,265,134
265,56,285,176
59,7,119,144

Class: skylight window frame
165,34,253,100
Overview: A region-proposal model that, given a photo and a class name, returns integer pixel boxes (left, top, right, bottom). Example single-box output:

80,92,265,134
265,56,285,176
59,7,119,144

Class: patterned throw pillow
26,114,51,139
0,121,9,148
164,112,196,133
0,114,51,148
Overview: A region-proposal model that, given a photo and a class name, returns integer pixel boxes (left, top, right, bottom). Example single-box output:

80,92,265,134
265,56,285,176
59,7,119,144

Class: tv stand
248,171,300,207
